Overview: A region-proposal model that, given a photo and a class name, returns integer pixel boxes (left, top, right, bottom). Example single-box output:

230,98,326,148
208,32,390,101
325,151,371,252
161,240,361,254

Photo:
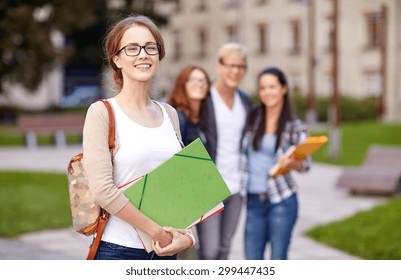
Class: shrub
291,94,379,122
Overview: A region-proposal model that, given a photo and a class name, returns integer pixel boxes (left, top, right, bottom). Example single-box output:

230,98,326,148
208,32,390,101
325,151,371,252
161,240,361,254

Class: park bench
17,113,86,149
336,145,401,195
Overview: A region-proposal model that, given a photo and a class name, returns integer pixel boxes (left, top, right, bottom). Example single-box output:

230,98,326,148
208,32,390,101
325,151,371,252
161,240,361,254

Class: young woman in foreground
83,15,194,260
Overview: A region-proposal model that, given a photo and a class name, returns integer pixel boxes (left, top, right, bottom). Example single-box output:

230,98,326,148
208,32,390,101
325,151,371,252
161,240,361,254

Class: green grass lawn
306,121,401,259
0,124,81,146
311,120,401,166
0,171,72,237
305,197,401,259
1,120,401,259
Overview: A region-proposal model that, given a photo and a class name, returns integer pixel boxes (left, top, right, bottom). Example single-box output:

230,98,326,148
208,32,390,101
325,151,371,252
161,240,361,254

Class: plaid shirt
239,108,311,204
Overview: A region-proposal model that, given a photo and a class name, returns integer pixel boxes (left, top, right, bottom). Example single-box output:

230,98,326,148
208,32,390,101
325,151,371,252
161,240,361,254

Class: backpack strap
86,209,109,260
86,99,113,260
161,102,185,148
99,99,116,150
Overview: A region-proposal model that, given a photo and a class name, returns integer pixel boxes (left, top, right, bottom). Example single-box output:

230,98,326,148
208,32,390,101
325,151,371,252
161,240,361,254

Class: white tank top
101,98,181,249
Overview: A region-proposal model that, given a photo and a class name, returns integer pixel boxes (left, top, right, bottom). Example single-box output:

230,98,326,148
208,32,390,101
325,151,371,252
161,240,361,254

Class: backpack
67,99,114,237
67,99,183,259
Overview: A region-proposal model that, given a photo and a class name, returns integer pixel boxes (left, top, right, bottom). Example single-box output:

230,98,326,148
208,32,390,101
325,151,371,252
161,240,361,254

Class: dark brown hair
104,15,165,91
250,67,293,151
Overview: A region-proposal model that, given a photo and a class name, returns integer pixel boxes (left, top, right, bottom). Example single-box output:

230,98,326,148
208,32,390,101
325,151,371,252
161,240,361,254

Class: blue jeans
244,193,298,260
94,241,177,260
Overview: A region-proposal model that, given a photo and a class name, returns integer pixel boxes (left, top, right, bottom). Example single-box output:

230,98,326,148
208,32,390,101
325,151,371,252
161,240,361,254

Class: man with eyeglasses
198,42,253,260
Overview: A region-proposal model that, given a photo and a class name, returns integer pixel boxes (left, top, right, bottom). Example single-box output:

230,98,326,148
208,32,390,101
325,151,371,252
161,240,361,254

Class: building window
364,72,382,96
325,75,333,97
289,74,302,93
195,0,207,12
327,20,334,52
173,0,181,13
223,0,240,9
257,23,268,54
365,11,383,49
173,30,183,60
289,19,301,54
196,28,208,58
226,25,239,42
255,0,268,5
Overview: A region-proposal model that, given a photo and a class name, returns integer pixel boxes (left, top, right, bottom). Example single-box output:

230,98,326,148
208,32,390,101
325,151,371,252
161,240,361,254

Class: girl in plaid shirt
240,67,311,260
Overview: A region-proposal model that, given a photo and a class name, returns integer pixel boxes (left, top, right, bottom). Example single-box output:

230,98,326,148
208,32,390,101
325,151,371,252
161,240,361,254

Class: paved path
0,146,387,260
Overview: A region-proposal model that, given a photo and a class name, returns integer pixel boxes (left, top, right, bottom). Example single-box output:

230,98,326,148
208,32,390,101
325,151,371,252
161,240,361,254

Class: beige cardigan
83,101,128,215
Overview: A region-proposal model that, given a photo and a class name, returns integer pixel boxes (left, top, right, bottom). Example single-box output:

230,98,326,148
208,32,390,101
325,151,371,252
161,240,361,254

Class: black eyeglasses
115,43,161,56
219,58,247,71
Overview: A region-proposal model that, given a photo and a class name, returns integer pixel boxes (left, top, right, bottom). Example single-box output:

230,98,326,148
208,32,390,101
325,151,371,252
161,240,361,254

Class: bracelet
184,231,196,248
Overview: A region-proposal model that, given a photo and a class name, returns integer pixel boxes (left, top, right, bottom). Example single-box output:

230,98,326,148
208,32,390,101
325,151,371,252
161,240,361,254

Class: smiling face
216,54,247,89
185,69,209,101
112,25,159,84
258,73,287,109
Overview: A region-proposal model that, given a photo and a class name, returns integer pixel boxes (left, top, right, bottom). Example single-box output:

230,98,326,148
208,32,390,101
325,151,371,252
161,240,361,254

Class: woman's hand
152,227,174,248
115,203,174,248
277,153,304,172
152,227,193,257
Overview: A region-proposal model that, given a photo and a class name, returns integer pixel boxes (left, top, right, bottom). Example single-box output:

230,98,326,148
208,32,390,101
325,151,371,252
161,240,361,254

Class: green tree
0,0,102,92
65,0,169,71
0,0,169,93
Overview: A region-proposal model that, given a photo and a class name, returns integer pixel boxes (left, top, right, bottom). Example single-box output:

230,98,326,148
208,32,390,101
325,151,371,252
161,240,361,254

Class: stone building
2,0,399,121
154,0,401,121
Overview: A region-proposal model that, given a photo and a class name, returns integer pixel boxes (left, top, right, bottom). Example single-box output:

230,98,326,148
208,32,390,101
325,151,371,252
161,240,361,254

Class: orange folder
269,135,328,177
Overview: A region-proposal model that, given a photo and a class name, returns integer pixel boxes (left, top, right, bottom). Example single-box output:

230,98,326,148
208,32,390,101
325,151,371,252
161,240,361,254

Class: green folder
123,138,231,251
